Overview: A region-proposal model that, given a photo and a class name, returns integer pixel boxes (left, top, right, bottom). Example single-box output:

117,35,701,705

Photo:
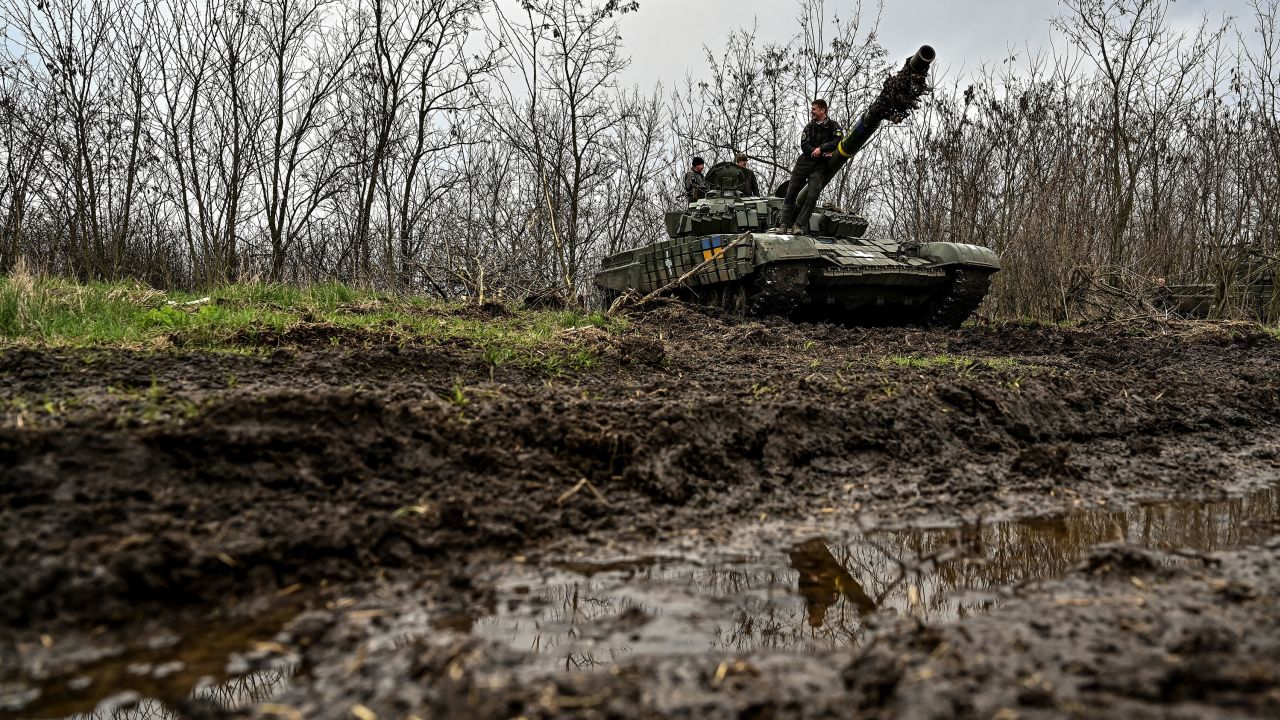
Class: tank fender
753,235,820,264
595,264,641,292
918,242,1001,270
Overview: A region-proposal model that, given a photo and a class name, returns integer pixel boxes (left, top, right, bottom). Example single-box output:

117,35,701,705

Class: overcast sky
610,0,1260,90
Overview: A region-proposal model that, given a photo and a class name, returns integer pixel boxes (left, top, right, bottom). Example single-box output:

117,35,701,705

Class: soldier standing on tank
773,100,842,233
735,153,762,196
682,157,710,202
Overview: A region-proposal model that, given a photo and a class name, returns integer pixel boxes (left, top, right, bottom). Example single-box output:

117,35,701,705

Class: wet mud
451,486,1280,668
2,304,1279,718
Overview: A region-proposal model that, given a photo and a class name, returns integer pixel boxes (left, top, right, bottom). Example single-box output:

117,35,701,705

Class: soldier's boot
769,206,797,234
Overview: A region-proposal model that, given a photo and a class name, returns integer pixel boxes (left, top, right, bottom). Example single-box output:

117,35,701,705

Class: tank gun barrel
908,44,936,74
794,45,934,207
830,45,934,167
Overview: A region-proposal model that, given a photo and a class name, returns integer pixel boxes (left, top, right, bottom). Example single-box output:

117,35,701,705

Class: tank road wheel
751,264,810,317
690,284,748,316
598,287,621,311
720,283,749,315
926,267,993,328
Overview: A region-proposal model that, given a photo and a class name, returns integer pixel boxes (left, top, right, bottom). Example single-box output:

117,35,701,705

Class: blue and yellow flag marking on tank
700,235,726,262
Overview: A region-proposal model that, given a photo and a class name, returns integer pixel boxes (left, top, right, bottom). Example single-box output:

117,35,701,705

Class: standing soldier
682,157,709,203
735,153,762,196
773,100,842,233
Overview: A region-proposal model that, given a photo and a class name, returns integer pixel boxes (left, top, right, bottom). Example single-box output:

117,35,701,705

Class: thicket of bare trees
2,0,1278,320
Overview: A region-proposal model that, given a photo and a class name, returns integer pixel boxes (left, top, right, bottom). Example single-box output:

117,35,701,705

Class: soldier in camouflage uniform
682,157,709,202
774,100,842,233
735,153,761,196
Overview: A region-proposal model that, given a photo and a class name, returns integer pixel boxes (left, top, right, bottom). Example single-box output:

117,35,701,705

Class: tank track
926,267,993,328
599,287,621,310
679,264,810,317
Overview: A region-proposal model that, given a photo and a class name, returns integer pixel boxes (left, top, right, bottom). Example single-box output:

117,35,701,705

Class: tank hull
596,230,999,327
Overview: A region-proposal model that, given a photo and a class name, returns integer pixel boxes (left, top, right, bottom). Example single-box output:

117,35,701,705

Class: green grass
107,378,202,425
0,271,627,374
878,353,1025,373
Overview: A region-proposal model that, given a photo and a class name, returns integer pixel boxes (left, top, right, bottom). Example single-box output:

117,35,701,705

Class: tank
594,45,1002,327
1154,253,1277,320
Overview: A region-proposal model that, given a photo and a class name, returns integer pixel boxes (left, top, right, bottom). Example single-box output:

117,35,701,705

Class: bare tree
699,26,769,161
600,86,667,256
150,0,264,285
4,0,111,277
1054,0,1227,285
252,0,365,281
0,60,49,271
1241,0,1280,318
488,0,638,291
346,0,490,284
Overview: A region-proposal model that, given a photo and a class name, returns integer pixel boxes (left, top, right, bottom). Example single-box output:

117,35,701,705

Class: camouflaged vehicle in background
594,46,1002,327
1155,254,1277,320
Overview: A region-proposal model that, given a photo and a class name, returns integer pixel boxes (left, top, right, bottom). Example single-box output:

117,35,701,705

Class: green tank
1154,253,1277,320
594,45,1001,327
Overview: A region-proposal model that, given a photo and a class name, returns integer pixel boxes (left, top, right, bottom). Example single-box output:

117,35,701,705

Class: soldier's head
692,156,705,172
734,153,749,168
810,99,828,122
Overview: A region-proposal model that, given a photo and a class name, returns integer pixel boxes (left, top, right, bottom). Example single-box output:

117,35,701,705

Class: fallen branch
1167,548,1222,567
1065,267,1173,324
612,232,752,313
166,296,211,309
557,477,609,506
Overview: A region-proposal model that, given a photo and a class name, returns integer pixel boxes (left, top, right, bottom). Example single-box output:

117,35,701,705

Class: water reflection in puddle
12,488,1278,714
455,487,1279,671
46,667,297,720
6,603,301,720
2,665,297,720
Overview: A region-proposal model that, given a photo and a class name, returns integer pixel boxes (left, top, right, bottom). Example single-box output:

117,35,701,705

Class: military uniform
779,117,842,231
682,168,709,202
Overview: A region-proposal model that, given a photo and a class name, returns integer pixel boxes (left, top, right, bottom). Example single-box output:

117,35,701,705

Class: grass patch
107,379,202,426
0,270,627,374
878,353,1025,373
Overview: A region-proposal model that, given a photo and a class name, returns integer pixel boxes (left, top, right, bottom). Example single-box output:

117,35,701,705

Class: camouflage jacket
682,169,709,202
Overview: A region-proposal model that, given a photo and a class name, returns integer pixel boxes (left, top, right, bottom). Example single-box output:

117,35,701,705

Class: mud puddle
2,604,301,720
11,489,1275,718
441,487,1279,673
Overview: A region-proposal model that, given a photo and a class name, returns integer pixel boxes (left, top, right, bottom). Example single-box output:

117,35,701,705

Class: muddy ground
2,302,1279,718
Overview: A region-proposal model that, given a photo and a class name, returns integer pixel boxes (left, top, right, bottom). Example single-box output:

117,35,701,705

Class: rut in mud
2,303,1279,718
